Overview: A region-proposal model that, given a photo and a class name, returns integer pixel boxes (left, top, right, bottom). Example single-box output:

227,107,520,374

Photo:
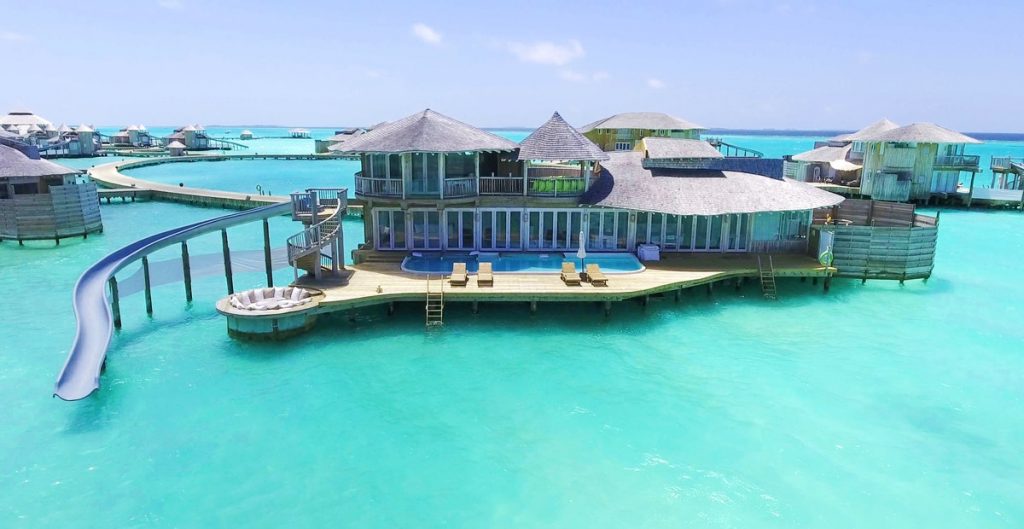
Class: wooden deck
217,253,834,324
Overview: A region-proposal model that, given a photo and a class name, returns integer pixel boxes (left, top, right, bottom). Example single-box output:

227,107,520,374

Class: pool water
401,252,645,274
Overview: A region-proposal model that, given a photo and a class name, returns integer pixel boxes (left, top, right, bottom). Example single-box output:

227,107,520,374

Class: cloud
647,78,666,89
560,70,610,83
506,39,584,66
0,31,26,41
411,23,442,45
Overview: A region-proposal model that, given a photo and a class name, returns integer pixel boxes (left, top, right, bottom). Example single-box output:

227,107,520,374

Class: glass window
589,212,601,248
664,215,679,249
447,211,460,248
378,210,392,248
510,211,521,249
529,212,540,249
482,211,493,248
445,153,474,178
463,212,475,248
497,211,507,247
425,153,439,180
695,216,709,249
393,211,406,248
389,154,402,179
370,154,386,178
650,213,664,245
636,213,649,244
708,216,723,250
617,212,628,248
680,216,693,250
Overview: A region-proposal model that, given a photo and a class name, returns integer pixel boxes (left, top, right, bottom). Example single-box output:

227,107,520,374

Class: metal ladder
758,254,778,300
425,275,444,327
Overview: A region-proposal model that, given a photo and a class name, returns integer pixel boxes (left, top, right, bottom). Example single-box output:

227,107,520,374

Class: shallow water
4,133,1023,527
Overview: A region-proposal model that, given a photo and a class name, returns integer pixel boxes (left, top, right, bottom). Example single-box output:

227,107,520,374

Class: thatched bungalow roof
0,111,53,129
582,152,842,216
580,112,704,133
865,123,981,144
326,129,365,143
167,132,186,140
831,118,899,142
167,141,187,149
76,124,94,133
0,142,80,179
792,144,850,163
181,125,197,132
640,138,723,160
331,109,519,154
517,112,608,162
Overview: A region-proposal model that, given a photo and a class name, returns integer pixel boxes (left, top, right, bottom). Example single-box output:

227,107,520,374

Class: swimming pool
401,252,645,274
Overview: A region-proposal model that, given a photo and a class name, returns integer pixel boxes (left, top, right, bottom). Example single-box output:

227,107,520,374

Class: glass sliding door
587,210,628,251
410,210,441,250
693,215,725,252
445,209,475,250
409,153,440,196
525,209,583,250
375,209,407,250
480,209,523,250
725,214,750,252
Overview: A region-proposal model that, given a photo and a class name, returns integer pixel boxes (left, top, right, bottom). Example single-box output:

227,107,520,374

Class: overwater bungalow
167,140,187,157
289,128,311,139
0,139,102,242
111,125,153,147
336,109,842,261
316,127,366,154
239,130,254,140
786,119,982,203
168,125,210,150
580,112,705,152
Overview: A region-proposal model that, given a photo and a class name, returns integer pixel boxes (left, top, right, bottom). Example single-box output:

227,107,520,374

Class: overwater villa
289,128,311,139
786,119,982,203
110,125,153,147
316,127,366,154
239,130,254,140
166,124,210,150
982,156,1024,208
0,139,102,242
581,112,704,151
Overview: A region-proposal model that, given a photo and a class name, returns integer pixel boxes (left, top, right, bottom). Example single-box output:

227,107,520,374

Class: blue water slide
54,201,291,401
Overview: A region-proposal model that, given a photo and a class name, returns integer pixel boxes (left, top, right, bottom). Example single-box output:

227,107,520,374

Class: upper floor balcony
934,154,980,171
354,165,591,200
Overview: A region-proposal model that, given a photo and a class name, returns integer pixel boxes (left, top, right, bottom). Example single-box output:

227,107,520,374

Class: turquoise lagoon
0,132,1022,527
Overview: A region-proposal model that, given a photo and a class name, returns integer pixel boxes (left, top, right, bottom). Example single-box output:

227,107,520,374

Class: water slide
54,201,291,401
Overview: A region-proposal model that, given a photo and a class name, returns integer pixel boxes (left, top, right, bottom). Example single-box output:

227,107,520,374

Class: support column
262,219,273,287
181,241,193,302
142,256,153,315
439,153,445,200
529,300,537,314
221,229,234,294
522,161,529,197
109,277,122,329
474,153,480,196
603,300,611,317
966,171,976,208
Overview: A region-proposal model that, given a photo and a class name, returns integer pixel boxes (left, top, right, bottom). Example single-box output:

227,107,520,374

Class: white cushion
274,287,286,299
290,288,303,301
252,289,264,302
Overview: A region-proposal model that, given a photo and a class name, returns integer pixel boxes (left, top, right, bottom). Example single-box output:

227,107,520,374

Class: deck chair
561,261,581,286
586,264,608,286
477,262,494,287
450,262,468,286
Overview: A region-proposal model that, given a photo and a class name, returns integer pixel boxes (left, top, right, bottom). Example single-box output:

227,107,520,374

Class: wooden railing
354,173,403,197
934,154,980,170
479,176,523,195
991,156,1024,171
443,177,476,198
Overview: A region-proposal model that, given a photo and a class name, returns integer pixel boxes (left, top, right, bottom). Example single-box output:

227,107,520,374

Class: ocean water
3,133,1022,527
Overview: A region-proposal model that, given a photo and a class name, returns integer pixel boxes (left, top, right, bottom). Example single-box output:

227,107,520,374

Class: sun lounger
450,262,468,286
478,262,493,287
561,261,581,285
586,263,608,286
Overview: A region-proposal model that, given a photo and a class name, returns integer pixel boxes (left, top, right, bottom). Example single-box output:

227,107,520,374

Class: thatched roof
640,138,723,159
580,112,704,133
331,109,519,154
865,123,981,144
582,152,842,216
792,144,850,163
326,129,365,143
0,111,53,128
167,141,186,149
181,125,197,132
831,118,899,142
517,112,608,162
76,124,94,133
0,142,80,178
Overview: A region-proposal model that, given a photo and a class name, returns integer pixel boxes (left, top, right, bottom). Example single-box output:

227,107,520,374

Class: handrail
54,201,292,401
286,188,347,265
934,154,979,168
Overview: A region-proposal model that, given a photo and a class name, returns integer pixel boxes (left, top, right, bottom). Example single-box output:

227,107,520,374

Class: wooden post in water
109,277,122,329
603,300,612,317
181,241,192,302
221,229,234,294
142,256,153,315
529,301,537,314
262,219,273,287
966,171,976,208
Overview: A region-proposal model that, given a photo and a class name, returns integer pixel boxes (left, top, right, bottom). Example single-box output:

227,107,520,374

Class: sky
2,0,1022,132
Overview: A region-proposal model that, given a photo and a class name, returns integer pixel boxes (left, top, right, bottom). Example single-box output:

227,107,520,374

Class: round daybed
228,286,314,311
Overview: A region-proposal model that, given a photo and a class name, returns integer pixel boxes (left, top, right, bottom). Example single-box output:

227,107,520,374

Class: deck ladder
425,275,444,327
758,254,778,300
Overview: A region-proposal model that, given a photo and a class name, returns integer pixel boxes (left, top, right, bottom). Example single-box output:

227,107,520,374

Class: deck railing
934,154,980,170
354,173,403,197
479,176,523,195
443,177,477,198
991,156,1024,171
527,176,587,197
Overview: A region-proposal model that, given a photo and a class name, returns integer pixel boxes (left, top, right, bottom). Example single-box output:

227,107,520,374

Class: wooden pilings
109,277,122,329
181,241,192,302
262,219,273,287
221,229,234,294
966,171,976,208
142,256,153,315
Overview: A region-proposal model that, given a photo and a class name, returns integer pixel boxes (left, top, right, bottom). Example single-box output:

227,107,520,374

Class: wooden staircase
758,254,778,300
425,275,444,328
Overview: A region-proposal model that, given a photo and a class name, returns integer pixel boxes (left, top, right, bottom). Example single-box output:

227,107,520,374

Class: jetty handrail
54,201,292,401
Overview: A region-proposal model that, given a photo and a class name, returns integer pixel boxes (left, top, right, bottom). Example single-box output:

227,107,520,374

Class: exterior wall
0,182,102,241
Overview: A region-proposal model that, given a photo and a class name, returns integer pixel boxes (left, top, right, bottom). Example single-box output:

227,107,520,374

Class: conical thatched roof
517,112,608,162
866,123,981,144
832,118,899,142
580,112,704,133
76,124,94,133
0,142,80,178
167,141,186,149
792,144,851,163
0,110,53,128
641,138,724,159
331,109,519,154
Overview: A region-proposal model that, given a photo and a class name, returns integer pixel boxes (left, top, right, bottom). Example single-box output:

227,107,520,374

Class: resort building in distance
786,119,983,203
580,112,705,151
